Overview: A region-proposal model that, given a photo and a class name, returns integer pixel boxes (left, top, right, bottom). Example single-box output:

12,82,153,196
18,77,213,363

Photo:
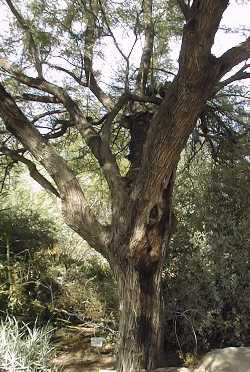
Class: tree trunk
114,251,166,372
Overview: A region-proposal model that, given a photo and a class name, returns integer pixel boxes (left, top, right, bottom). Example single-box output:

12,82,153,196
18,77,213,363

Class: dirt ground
52,325,116,372
52,328,250,372
51,325,181,372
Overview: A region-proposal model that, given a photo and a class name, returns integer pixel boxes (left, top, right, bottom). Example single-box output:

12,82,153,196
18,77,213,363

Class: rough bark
110,167,175,372
1,1,250,371
116,261,163,372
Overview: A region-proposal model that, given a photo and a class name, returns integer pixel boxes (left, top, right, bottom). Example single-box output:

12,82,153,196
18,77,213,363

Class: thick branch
179,0,229,74
0,82,109,253
0,59,65,99
0,62,125,209
0,145,60,197
128,1,233,236
129,93,162,105
217,37,250,78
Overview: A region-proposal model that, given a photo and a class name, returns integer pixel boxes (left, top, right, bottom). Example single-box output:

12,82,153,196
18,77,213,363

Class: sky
171,0,250,58
97,0,250,84
0,0,249,83
86,1,250,89
0,0,249,193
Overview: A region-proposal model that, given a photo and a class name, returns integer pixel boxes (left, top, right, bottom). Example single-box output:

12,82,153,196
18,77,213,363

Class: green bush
53,255,118,323
0,317,59,371
163,151,250,354
0,207,59,320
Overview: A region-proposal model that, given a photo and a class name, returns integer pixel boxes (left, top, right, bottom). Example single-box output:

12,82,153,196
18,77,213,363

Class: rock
142,347,250,371
193,346,250,372
141,368,190,372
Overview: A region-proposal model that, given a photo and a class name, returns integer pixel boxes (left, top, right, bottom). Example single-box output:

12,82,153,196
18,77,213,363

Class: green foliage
52,255,118,323
0,209,56,255
180,352,199,368
163,148,250,353
0,207,58,318
0,317,59,372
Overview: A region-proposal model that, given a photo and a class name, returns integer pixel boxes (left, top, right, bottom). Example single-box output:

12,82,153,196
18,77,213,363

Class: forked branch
0,82,109,253
217,37,250,78
0,60,125,207
215,64,250,93
84,1,114,110
0,145,60,197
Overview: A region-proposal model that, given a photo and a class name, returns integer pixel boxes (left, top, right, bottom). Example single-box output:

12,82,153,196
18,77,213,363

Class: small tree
0,1,249,370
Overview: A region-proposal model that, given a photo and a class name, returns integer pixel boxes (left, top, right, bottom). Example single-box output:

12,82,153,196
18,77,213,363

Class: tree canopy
0,1,249,371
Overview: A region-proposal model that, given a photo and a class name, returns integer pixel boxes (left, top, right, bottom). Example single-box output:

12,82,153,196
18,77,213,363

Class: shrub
0,317,59,372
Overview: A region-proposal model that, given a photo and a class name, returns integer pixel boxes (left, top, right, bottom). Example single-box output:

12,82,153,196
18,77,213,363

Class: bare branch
98,0,139,91
101,94,128,144
5,0,43,77
0,160,14,194
0,82,109,253
0,59,65,100
45,63,88,87
83,3,114,110
215,64,250,92
16,93,61,104
135,0,154,94
217,37,250,78
0,62,125,209
98,0,127,62
0,145,60,197
129,93,162,105
43,120,73,140
31,109,66,124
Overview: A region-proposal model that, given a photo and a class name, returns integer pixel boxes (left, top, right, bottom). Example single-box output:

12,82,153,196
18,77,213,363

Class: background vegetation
0,136,249,368
0,0,249,369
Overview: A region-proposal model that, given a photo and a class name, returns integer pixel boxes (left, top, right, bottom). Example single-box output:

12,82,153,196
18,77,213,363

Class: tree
0,1,249,371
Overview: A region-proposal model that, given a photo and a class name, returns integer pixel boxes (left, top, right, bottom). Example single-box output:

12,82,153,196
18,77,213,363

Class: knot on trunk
127,224,163,272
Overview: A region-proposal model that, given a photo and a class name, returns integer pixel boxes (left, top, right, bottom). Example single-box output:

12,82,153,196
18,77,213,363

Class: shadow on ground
52,325,116,372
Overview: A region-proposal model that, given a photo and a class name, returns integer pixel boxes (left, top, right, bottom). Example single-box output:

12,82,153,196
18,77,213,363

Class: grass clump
0,317,59,371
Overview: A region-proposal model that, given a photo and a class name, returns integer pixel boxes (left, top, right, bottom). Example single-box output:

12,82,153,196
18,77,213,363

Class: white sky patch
169,1,250,63
213,0,250,56
0,1,249,198
0,1,249,84
96,0,250,85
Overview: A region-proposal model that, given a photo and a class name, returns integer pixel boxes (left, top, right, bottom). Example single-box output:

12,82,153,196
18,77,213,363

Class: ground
52,326,250,372
52,325,116,372
51,325,180,371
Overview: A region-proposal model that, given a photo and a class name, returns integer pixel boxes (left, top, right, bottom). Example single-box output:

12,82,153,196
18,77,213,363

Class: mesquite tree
0,0,249,371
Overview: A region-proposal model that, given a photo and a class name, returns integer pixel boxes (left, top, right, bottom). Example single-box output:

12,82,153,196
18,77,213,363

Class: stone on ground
193,346,250,372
